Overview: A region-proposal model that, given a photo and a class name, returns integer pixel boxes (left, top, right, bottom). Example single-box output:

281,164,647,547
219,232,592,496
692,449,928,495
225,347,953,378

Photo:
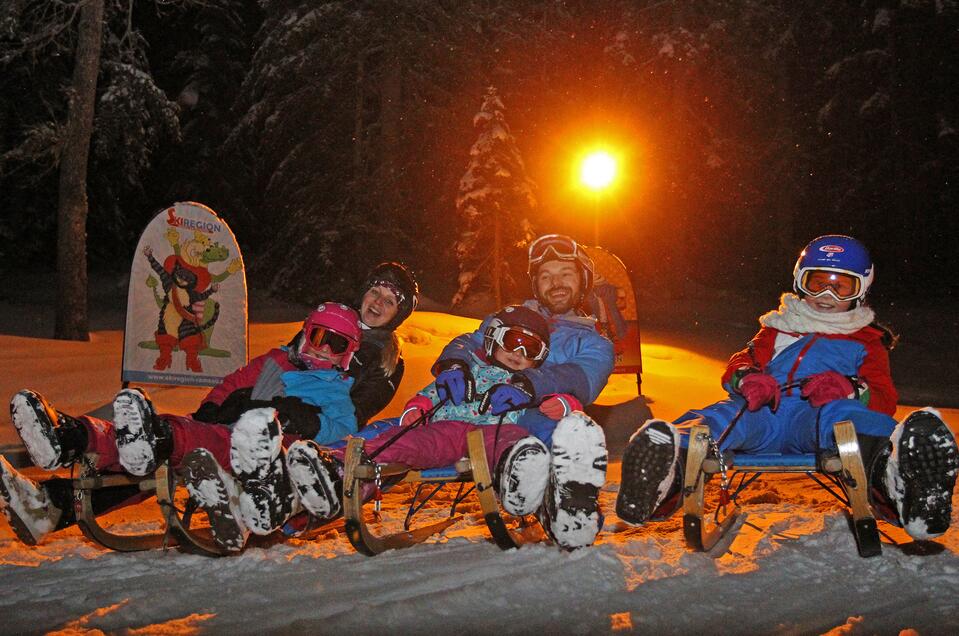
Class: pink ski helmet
299,302,362,370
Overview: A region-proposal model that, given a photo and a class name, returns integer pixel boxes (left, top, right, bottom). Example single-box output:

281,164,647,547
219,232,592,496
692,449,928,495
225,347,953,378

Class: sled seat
683,420,881,558
705,452,843,472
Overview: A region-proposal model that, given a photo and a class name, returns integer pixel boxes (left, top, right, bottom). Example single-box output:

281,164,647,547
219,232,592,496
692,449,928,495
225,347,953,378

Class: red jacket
721,325,898,416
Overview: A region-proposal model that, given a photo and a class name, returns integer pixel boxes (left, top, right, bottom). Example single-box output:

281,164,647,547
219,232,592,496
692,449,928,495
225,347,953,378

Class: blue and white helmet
793,235,874,302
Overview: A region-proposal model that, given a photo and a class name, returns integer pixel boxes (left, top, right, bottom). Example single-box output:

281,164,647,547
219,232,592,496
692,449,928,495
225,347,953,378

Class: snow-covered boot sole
0,455,62,545
113,388,159,476
543,412,607,549
182,448,249,552
230,408,294,534
286,440,343,520
497,436,550,517
616,419,681,525
886,408,959,539
10,390,62,471
229,408,282,482
237,459,295,536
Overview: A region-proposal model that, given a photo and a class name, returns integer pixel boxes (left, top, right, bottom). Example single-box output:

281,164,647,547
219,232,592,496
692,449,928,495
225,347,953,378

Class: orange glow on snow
610,611,633,630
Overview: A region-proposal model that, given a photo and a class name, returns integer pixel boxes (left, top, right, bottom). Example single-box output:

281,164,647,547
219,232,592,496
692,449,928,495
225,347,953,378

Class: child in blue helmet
617,235,958,541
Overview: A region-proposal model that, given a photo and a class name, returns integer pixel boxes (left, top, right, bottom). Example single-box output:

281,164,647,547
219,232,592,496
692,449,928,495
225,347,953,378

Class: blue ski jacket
678,324,898,454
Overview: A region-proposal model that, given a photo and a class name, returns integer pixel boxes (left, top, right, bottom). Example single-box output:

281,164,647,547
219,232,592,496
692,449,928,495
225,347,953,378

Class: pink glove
400,395,434,427
738,373,781,411
801,371,854,407
539,393,583,420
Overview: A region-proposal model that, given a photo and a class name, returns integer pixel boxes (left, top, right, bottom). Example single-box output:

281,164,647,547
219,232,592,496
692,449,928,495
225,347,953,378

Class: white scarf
759,293,874,335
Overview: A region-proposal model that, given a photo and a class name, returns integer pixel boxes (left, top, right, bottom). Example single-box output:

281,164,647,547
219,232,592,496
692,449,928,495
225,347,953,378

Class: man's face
534,259,582,314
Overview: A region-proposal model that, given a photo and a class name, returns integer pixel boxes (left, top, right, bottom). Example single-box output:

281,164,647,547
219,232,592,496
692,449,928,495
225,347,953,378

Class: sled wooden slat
465,429,526,550
74,473,157,490
683,420,881,558
682,425,740,553
833,420,882,557
74,459,175,553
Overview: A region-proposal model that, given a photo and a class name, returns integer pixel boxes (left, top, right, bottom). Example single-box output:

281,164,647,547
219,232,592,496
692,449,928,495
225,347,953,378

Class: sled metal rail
341,429,541,555
682,420,881,558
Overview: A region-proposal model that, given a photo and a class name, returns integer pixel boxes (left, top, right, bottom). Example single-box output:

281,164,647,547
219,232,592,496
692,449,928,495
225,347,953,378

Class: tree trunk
493,212,502,307
55,0,103,341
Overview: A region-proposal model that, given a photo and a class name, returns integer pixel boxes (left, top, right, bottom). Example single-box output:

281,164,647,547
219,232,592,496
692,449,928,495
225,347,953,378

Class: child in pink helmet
3,303,364,550
283,304,607,550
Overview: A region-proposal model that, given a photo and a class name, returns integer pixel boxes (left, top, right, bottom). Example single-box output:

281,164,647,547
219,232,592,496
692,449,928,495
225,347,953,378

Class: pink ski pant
330,420,529,469
80,414,301,474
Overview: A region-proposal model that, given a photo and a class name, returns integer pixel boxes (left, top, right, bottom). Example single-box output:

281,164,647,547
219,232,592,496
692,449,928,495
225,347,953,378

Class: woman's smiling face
359,285,400,327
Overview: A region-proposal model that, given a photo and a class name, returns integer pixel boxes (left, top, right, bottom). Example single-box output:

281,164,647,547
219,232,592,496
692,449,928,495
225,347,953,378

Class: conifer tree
452,86,536,309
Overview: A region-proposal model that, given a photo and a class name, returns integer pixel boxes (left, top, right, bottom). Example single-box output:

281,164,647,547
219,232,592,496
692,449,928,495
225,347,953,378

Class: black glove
192,401,221,423
271,395,323,439
193,389,262,424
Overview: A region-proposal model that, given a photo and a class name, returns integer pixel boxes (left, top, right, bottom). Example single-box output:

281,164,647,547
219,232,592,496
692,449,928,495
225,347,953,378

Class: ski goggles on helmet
488,325,549,362
305,325,355,355
528,234,583,268
367,279,405,305
796,268,863,301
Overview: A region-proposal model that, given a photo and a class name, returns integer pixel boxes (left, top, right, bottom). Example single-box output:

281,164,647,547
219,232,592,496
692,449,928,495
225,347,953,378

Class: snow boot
10,389,88,470
616,419,683,525
880,408,958,540
540,412,607,549
114,388,171,477
182,448,250,552
230,408,295,535
0,456,64,545
286,440,343,520
494,436,550,516
856,432,901,526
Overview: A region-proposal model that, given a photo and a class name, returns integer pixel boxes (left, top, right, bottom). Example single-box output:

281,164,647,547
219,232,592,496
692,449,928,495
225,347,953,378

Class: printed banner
122,202,248,387
583,246,643,374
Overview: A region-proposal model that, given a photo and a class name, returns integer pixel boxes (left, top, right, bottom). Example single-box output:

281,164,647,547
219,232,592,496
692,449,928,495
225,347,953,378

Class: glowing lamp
580,151,617,190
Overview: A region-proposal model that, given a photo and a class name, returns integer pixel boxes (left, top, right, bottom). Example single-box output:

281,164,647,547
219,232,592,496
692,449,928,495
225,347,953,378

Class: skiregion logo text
166,208,222,234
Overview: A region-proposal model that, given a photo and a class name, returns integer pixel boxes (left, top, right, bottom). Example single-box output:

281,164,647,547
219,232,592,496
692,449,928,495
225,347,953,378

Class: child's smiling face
802,293,853,314
493,346,536,371
302,340,346,368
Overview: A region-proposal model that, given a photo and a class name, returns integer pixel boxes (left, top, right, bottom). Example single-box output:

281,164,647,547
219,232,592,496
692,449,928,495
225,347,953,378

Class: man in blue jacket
432,234,615,548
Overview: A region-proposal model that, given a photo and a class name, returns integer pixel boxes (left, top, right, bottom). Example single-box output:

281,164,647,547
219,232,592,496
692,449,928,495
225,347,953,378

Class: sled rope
368,397,450,461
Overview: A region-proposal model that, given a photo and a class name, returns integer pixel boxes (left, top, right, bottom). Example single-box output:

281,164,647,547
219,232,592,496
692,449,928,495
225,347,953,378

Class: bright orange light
580,151,617,190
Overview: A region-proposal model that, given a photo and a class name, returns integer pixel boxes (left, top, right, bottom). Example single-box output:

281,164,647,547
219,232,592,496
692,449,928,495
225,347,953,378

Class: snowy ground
2,305,959,635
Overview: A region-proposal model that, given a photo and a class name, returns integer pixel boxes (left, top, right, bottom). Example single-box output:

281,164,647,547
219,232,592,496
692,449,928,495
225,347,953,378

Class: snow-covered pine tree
452,86,536,309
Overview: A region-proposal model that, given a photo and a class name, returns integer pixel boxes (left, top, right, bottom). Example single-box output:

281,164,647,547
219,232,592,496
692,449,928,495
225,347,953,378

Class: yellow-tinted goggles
798,269,862,301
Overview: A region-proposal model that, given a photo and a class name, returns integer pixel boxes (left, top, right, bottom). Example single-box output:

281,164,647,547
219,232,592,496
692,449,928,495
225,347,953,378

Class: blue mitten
435,364,475,405
480,383,534,416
